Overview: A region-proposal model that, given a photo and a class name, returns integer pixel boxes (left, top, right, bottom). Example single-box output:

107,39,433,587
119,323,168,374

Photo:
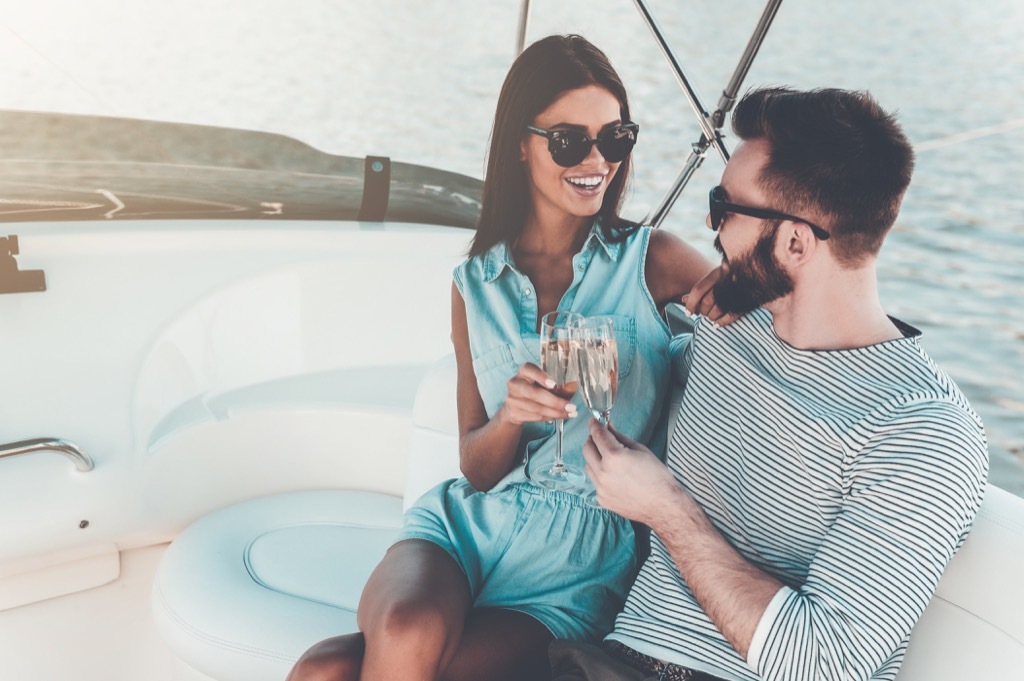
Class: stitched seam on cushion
155,583,302,662
929,594,1024,647
242,524,391,609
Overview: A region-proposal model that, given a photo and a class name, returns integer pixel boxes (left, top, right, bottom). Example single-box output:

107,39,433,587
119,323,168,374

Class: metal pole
515,0,532,56
630,0,728,164
712,0,785,128
646,144,708,230
637,0,785,227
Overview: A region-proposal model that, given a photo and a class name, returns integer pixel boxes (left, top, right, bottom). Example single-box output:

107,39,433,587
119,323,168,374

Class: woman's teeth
567,176,603,190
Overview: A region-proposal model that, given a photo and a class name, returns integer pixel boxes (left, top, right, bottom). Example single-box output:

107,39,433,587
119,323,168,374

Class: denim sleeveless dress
397,223,672,641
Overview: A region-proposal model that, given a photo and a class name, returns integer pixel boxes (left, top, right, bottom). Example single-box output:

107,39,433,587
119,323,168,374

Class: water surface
2,0,1021,492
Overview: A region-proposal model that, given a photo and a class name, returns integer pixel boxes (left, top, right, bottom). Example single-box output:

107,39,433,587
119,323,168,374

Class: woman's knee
286,634,364,681
369,596,453,648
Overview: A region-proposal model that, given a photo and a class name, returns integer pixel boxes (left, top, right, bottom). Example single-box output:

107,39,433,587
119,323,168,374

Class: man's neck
764,264,903,351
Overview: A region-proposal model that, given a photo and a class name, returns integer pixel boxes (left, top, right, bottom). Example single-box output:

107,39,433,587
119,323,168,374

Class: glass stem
553,418,566,472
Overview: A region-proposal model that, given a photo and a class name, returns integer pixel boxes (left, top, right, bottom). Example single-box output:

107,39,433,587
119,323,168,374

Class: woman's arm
451,283,575,491
646,229,734,325
644,229,714,309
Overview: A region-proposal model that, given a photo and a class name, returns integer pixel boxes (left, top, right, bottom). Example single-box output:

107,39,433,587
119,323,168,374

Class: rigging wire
915,118,1024,152
0,20,107,109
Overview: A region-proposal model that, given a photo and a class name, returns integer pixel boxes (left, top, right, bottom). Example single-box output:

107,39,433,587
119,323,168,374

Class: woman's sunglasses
526,122,639,168
708,185,830,240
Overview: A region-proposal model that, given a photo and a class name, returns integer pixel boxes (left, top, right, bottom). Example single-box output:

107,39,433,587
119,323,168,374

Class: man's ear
779,221,818,266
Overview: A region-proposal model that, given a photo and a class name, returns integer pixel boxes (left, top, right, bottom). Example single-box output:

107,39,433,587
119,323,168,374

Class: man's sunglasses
709,185,830,240
526,122,639,168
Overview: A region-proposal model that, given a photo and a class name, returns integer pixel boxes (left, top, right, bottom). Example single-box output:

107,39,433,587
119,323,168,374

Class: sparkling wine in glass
578,316,618,426
577,315,622,507
533,310,586,492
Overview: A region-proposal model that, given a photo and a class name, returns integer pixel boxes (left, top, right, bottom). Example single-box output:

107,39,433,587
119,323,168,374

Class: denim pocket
603,315,637,380
473,343,516,375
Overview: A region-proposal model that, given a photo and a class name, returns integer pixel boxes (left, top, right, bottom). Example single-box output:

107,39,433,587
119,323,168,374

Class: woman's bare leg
357,539,473,681
286,633,364,681
441,608,554,681
287,540,555,681
285,607,553,681
286,539,471,681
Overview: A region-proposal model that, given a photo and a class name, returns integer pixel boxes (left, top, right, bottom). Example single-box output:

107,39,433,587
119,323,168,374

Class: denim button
524,288,532,296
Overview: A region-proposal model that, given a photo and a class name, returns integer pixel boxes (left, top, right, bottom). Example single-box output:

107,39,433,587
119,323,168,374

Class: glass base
531,462,587,493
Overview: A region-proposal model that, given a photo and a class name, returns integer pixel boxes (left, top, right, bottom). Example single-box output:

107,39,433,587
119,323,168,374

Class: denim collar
481,221,621,283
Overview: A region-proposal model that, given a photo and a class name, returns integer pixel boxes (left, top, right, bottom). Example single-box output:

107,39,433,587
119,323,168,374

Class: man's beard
712,226,794,315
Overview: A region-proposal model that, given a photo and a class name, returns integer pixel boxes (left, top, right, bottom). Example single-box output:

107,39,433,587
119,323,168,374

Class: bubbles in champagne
541,338,580,394
579,337,618,420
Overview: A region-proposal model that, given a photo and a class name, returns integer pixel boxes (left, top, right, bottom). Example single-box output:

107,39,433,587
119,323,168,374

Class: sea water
1,0,1022,493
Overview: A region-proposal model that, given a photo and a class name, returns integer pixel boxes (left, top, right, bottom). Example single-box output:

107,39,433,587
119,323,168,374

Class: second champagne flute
578,316,618,426
577,315,621,507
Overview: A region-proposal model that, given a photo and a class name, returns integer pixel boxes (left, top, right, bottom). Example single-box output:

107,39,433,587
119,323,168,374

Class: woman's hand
682,263,739,327
499,362,577,426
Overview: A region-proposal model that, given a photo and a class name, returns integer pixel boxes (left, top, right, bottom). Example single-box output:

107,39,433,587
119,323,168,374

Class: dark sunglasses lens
597,126,637,163
549,130,590,167
709,188,724,229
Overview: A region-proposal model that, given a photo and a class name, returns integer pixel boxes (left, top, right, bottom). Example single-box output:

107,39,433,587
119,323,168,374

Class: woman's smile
565,173,607,196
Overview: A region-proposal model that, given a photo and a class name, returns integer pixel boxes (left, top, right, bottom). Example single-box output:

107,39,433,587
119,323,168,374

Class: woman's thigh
358,538,472,629
441,608,554,681
285,633,364,681
357,539,474,678
358,540,554,680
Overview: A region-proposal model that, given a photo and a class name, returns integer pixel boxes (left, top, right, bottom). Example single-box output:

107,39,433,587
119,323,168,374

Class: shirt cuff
746,585,794,672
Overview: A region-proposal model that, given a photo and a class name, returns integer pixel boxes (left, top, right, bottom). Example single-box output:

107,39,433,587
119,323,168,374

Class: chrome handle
0,437,95,472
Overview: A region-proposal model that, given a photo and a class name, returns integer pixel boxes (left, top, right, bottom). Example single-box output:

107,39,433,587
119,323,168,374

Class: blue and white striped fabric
607,308,989,681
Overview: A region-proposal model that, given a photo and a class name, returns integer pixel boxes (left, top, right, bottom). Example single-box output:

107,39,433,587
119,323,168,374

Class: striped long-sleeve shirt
607,309,989,681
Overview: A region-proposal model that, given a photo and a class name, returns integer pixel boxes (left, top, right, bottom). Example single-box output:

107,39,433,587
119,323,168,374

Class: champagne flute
578,316,618,426
532,310,586,492
577,316,620,506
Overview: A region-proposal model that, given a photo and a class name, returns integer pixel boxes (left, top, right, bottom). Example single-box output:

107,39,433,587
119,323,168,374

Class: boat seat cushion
153,353,1024,681
152,355,460,681
152,489,402,681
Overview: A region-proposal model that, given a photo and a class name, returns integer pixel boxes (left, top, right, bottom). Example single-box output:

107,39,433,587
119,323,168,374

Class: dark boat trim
0,111,482,228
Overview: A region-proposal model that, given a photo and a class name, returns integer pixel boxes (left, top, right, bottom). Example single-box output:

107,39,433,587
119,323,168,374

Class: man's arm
584,400,988,681
583,423,782,658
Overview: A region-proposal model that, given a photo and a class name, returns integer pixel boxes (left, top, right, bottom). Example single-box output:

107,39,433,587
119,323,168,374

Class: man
553,87,989,681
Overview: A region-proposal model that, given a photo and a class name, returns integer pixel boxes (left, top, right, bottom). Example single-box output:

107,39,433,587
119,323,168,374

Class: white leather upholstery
899,483,1024,677
403,353,461,511
153,353,1024,680
152,355,462,681
152,490,402,681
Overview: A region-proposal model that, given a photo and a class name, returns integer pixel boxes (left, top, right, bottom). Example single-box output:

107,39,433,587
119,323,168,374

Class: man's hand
582,419,682,524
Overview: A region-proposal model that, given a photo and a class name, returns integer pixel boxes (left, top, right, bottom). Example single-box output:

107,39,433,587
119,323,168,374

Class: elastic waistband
510,481,616,513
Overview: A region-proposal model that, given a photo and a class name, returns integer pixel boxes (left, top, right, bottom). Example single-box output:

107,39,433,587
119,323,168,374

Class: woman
287,34,717,681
